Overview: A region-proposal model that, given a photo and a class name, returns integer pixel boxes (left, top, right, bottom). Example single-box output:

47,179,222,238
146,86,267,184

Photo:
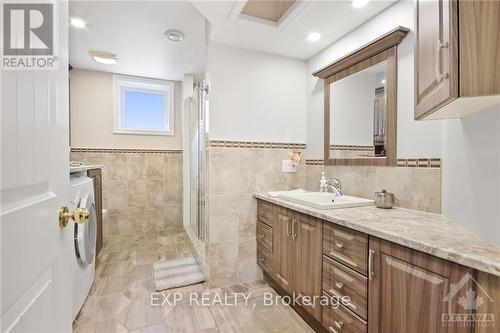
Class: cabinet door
414,0,458,119
294,212,322,321
274,208,295,293
368,238,472,333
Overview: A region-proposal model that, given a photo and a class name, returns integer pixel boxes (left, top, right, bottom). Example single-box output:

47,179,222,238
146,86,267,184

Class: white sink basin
278,191,374,210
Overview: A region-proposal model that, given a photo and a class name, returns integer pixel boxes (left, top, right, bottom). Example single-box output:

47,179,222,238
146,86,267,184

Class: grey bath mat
153,256,204,291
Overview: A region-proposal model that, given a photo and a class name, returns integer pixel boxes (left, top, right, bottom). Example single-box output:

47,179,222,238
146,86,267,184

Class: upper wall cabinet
415,0,500,120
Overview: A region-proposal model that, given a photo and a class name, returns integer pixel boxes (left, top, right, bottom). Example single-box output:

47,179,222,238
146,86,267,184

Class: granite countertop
255,193,500,277
70,164,103,173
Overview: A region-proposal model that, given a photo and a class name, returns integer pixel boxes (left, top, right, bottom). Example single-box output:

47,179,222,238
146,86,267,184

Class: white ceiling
69,1,397,80
69,1,206,81
193,0,397,59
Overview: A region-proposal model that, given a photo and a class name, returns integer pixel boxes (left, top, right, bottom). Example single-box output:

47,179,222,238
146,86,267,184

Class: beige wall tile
207,241,238,288
207,194,239,243
208,148,261,195
206,146,306,287
128,180,148,208
164,204,183,229
106,181,128,209
237,194,257,239
237,237,261,283
305,165,441,213
146,180,166,206
145,154,165,180
165,180,182,204
127,154,146,180
70,151,183,238
106,154,127,181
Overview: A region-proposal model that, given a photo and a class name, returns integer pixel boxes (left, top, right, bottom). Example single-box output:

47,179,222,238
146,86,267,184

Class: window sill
113,129,174,136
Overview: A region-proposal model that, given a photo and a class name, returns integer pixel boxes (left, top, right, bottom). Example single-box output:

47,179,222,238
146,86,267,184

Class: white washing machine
69,174,97,320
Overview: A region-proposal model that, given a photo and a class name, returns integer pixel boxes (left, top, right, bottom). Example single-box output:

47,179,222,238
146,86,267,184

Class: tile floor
74,228,313,332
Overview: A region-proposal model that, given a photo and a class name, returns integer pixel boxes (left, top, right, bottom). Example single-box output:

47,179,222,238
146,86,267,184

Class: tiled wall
305,163,441,213
206,141,306,288
205,141,442,288
70,149,183,239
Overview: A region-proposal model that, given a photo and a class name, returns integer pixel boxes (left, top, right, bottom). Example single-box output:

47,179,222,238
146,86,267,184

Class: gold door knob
59,207,90,228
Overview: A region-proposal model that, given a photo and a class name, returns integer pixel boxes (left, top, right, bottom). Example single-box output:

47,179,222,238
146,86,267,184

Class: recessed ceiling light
307,32,321,42
352,0,370,8
165,29,185,42
70,18,86,29
89,51,118,65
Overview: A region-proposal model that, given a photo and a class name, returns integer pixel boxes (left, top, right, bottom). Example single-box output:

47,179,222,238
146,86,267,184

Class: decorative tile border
397,158,441,168
305,158,441,168
305,159,325,165
70,147,182,154
208,140,306,149
329,144,375,151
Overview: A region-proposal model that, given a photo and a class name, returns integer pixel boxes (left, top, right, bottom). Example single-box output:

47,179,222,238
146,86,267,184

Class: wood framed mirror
313,27,409,166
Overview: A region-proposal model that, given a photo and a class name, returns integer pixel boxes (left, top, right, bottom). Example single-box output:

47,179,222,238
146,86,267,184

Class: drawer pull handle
259,258,265,262
335,241,344,249
327,326,339,333
346,301,357,310
335,282,344,290
334,320,344,329
258,234,265,238
368,249,375,280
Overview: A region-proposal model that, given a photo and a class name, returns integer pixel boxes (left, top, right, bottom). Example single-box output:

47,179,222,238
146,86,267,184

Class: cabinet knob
334,320,344,329
259,258,265,262
258,234,265,238
335,282,344,290
335,241,344,249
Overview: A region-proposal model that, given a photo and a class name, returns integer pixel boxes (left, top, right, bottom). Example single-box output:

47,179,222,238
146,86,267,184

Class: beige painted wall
70,69,182,149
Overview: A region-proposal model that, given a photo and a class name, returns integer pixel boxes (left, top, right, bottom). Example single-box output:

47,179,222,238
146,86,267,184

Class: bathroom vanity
255,195,500,333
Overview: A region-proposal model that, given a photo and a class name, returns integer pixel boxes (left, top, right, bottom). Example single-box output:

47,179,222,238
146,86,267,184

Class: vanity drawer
323,255,367,320
257,200,275,227
256,221,273,253
323,223,367,275
257,245,273,274
322,298,367,333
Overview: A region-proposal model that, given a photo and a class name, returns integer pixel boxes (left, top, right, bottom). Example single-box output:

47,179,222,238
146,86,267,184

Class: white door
1,1,73,332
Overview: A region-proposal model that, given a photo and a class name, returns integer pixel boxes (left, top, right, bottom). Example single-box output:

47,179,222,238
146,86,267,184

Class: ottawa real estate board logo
1,2,58,69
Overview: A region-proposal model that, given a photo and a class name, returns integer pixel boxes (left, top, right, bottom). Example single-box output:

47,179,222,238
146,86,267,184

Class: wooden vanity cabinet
368,238,472,333
274,207,295,293
415,0,500,120
293,210,323,320
256,201,275,276
257,202,322,321
274,207,322,320
256,199,500,333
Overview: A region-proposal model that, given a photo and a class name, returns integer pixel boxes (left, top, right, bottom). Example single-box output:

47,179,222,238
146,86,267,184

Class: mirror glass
329,60,387,159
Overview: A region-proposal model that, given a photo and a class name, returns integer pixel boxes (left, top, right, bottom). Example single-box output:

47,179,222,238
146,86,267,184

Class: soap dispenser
320,172,328,192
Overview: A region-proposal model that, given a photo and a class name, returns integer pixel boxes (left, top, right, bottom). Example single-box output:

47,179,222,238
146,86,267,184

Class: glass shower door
189,81,207,240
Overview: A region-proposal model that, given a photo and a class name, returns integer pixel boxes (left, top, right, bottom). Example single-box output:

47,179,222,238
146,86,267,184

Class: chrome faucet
327,178,342,196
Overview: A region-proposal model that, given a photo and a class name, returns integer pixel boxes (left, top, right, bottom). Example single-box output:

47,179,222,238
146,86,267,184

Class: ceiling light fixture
89,51,118,65
307,32,321,42
352,0,370,8
70,18,86,29
165,29,185,42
